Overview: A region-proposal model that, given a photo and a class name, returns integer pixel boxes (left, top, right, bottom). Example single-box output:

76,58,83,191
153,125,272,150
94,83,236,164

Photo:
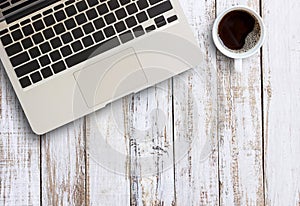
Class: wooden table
1,0,299,205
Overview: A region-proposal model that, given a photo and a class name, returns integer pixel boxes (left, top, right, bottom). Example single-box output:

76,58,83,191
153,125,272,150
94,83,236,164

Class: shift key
15,60,39,77
10,51,30,67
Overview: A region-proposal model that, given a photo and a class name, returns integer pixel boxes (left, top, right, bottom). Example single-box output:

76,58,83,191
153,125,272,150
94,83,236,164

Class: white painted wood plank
86,100,130,205
262,0,300,205
128,81,175,205
173,0,219,205
41,119,86,205
0,66,40,205
216,0,264,205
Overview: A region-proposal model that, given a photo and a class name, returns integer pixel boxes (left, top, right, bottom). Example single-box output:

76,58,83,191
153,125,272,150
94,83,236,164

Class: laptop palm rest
73,48,147,108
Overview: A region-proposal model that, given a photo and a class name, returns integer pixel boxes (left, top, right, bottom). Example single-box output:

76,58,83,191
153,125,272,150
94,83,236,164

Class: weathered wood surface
217,0,264,205
262,0,300,205
1,0,300,205
0,66,40,205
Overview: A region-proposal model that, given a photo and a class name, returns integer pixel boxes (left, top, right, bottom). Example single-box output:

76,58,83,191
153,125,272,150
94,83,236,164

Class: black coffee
218,10,259,51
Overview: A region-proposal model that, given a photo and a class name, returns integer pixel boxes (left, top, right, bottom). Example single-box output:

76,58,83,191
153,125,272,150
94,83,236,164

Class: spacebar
66,37,120,68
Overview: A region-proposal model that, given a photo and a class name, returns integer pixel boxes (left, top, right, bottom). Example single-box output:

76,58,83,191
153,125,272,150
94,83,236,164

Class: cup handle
234,58,243,73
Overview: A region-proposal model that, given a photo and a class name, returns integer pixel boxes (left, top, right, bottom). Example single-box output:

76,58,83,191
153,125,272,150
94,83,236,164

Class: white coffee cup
212,6,266,72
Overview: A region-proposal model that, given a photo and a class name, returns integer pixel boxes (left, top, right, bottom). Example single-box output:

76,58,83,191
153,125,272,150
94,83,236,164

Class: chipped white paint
174,0,219,205
0,0,299,205
217,0,264,205
263,0,300,205
0,66,40,205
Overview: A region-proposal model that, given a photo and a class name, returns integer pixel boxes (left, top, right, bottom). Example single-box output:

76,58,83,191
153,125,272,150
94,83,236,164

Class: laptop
0,0,202,134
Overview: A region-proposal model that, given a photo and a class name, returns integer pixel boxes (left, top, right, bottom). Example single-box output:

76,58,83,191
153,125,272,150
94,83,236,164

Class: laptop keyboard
0,0,178,89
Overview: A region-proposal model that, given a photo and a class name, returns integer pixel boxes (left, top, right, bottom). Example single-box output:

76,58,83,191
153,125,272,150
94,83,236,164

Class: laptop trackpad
73,48,147,108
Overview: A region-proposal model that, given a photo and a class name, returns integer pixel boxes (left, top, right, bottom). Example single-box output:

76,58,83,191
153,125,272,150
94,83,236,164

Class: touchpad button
73,48,147,108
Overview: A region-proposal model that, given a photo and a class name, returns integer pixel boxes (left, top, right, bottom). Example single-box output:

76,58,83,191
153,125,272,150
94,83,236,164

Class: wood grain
0,66,40,205
173,0,219,205
262,0,300,205
86,101,130,206
41,119,86,205
216,0,264,205
128,81,175,205
2,0,300,204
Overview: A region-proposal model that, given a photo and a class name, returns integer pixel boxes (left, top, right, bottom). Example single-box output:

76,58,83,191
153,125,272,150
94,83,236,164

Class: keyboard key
54,4,64,10
54,10,67,22
54,23,66,35
136,11,148,23
145,25,156,32
43,28,55,39
137,0,149,10
44,15,56,27
75,13,87,25
10,51,30,66
72,27,84,39
66,36,120,68
50,50,61,62
108,0,120,10
19,76,31,88
154,16,166,27
119,30,134,43
104,26,115,37
29,47,41,58
60,45,72,57
114,21,126,33
39,42,51,54
30,71,42,83
149,0,162,5
93,30,105,42
20,19,30,26
41,67,53,78
133,25,145,37
61,33,73,44
50,37,62,49
0,29,8,36
76,0,88,12
83,23,95,34
87,0,98,7
43,8,53,16
39,55,51,66
125,16,137,28
21,38,33,49
86,8,98,20
5,42,22,56
115,8,127,20
9,24,19,31
32,14,42,21
33,20,45,31
11,30,23,41
167,15,177,23
93,18,105,29
97,4,109,15
22,25,34,36
82,36,94,47
65,18,76,30
120,0,130,6
71,40,83,52
52,61,66,74
66,5,77,17
1,34,12,46
15,60,39,77
104,13,116,24
32,33,44,44
126,3,138,15
147,1,173,18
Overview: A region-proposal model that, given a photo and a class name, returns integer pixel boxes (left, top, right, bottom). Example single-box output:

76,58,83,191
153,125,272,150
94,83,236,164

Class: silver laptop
0,0,201,134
